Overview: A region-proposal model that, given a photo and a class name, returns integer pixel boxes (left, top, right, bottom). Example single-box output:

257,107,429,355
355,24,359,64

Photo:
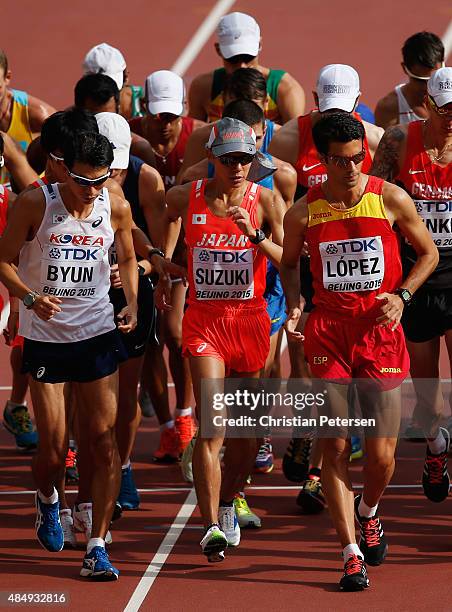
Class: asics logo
197,343,207,353
302,163,322,171
36,367,46,379
408,169,425,175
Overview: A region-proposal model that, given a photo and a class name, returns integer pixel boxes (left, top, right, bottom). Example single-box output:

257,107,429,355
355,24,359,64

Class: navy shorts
109,276,155,358
22,329,128,383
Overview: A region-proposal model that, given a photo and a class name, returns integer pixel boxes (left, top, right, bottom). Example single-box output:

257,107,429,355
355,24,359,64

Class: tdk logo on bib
319,235,385,292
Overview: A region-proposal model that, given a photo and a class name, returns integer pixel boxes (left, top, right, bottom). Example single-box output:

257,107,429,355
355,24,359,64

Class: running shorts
109,276,155,358
22,329,128,383
300,256,314,313
304,310,409,389
401,287,452,343
182,304,271,374
264,263,286,336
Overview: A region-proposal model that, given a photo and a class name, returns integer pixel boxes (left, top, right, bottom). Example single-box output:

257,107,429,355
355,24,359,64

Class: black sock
219,499,233,507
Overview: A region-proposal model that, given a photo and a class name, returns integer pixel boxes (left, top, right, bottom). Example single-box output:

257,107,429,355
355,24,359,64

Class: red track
1,2,451,610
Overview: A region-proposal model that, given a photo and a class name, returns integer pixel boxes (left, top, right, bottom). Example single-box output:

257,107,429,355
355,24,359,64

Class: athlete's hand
152,255,187,285
284,306,305,343
117,304,138,333
375,293,404,331
3,310,19,345
155,276,173,311
228,206,254,237
110,263,122,289
32,295,62,321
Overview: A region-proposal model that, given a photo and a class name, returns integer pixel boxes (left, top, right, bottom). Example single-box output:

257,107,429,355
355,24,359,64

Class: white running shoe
73,502,112,545
59,508,77,549
218,504,241,547
200,524,228,562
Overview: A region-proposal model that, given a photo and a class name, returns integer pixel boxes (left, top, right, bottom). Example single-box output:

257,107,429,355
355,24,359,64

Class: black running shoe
422,427,450,503
282,435,312,482
111,501,123,522
354,495,388,566
296,477,326,514
339,555,369,591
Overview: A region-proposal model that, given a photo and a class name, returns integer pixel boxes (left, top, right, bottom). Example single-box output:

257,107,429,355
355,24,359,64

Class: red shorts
11,334,24,348
304,310,409,389
182,304,270,374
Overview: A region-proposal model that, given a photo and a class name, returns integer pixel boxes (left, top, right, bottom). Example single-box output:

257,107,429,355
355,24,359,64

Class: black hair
224,67,267,102
0,49,7,75
74,74,120,110
63,131,113,171
222,99,264,127
0,132,4,156
402,32,444,69
312,113,365,156
41,109,99,155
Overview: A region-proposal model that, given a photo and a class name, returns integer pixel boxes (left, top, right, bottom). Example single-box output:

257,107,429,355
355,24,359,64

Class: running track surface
1,1,452,610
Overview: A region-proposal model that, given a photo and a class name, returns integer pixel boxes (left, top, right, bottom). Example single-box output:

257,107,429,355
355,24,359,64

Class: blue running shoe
35,492,64,552
3,402,38,450
350,437,363,461
254,436,274,473
80,546,119,581
117,464,140,510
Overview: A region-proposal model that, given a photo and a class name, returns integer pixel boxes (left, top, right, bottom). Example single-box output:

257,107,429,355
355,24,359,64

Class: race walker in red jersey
371,66,452,503
156,118,285,562
281,113,437,592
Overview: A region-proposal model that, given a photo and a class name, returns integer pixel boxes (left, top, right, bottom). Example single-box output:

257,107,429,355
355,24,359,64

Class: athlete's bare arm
110,193,138,332
267,117,299,166
280,196,308,341
276,73,305,124
179,158,208,184
273,157,297,207
0,189,61,319
187,73,213,121
362,120,384,157
138,164,166,248
370,124,408,181
130,132,156,168
1,131,38,190
374,91,400,130
176,124,212,182
27,95,57,136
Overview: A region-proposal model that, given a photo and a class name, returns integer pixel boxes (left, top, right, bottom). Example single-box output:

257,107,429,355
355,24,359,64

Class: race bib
40,243,106,298
319,235,384,292
413,200,452,249
193,247,254,300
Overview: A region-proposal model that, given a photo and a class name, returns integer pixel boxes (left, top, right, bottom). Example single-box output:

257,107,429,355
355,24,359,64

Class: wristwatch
148,248,165,262
249,228,266,245
23,291,39,309
395,288,412,305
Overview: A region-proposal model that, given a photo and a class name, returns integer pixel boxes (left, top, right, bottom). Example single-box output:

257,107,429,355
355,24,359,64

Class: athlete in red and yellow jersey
281,113,437,592
156,118,285,562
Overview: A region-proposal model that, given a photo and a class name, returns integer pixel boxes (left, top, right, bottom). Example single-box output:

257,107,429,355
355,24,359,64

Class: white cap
217,12,260,59
427,67,452,107
316,64,361,113
95,112,131,169
145,70,184,115
83,43,126,90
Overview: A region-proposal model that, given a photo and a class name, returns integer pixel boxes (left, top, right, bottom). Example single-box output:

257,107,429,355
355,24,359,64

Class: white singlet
395,84,424,124
18,183,115,343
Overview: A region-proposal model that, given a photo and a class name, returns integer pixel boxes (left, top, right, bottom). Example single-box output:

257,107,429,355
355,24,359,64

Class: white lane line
443,20,452,59
171,0,236,76
123,488,197,612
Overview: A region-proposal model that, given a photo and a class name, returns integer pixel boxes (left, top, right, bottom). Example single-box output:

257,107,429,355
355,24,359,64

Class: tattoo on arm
370,126,405,182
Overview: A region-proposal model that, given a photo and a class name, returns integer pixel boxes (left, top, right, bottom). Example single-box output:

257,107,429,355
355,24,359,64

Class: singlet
129,116,195,191
208,68,286,124
123,155,147,234
130,85,144,118
395,85,423,124
295,112,373,196
305,176,402,319
18,183,115,342
0,185,9,313
185,179,267,310
31,176,49,188
1,90,34,186
397,120,452,288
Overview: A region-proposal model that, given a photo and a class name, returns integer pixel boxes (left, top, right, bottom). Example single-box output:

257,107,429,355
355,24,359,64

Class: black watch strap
395,287,412,305
148,248,165,261
249,229,266,245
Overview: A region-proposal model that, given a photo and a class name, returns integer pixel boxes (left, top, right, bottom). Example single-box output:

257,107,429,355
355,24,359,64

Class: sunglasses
150,112,180,123
225,54,256,65
0,155,4,168
68,170,111,187
428,96,452,118
218,153,255,167
326,149,366,168
404,61,445,81
49,152,64,162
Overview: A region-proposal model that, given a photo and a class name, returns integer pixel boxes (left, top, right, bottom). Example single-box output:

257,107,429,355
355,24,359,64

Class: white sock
176,407,192,418
122,459,131,470
38,488,58,505
69,439,77,450
161,420,175,430
87,537,105,553
342,543,363,560
358,497,378,518
428,429,447,455
6,399,26,410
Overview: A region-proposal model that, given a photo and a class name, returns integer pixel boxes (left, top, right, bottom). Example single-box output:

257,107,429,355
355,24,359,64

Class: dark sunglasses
218,153,255,167
150,112,180,123
225,54,256,65
327,149,366,168
428,96,452,118
68,170,111,187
